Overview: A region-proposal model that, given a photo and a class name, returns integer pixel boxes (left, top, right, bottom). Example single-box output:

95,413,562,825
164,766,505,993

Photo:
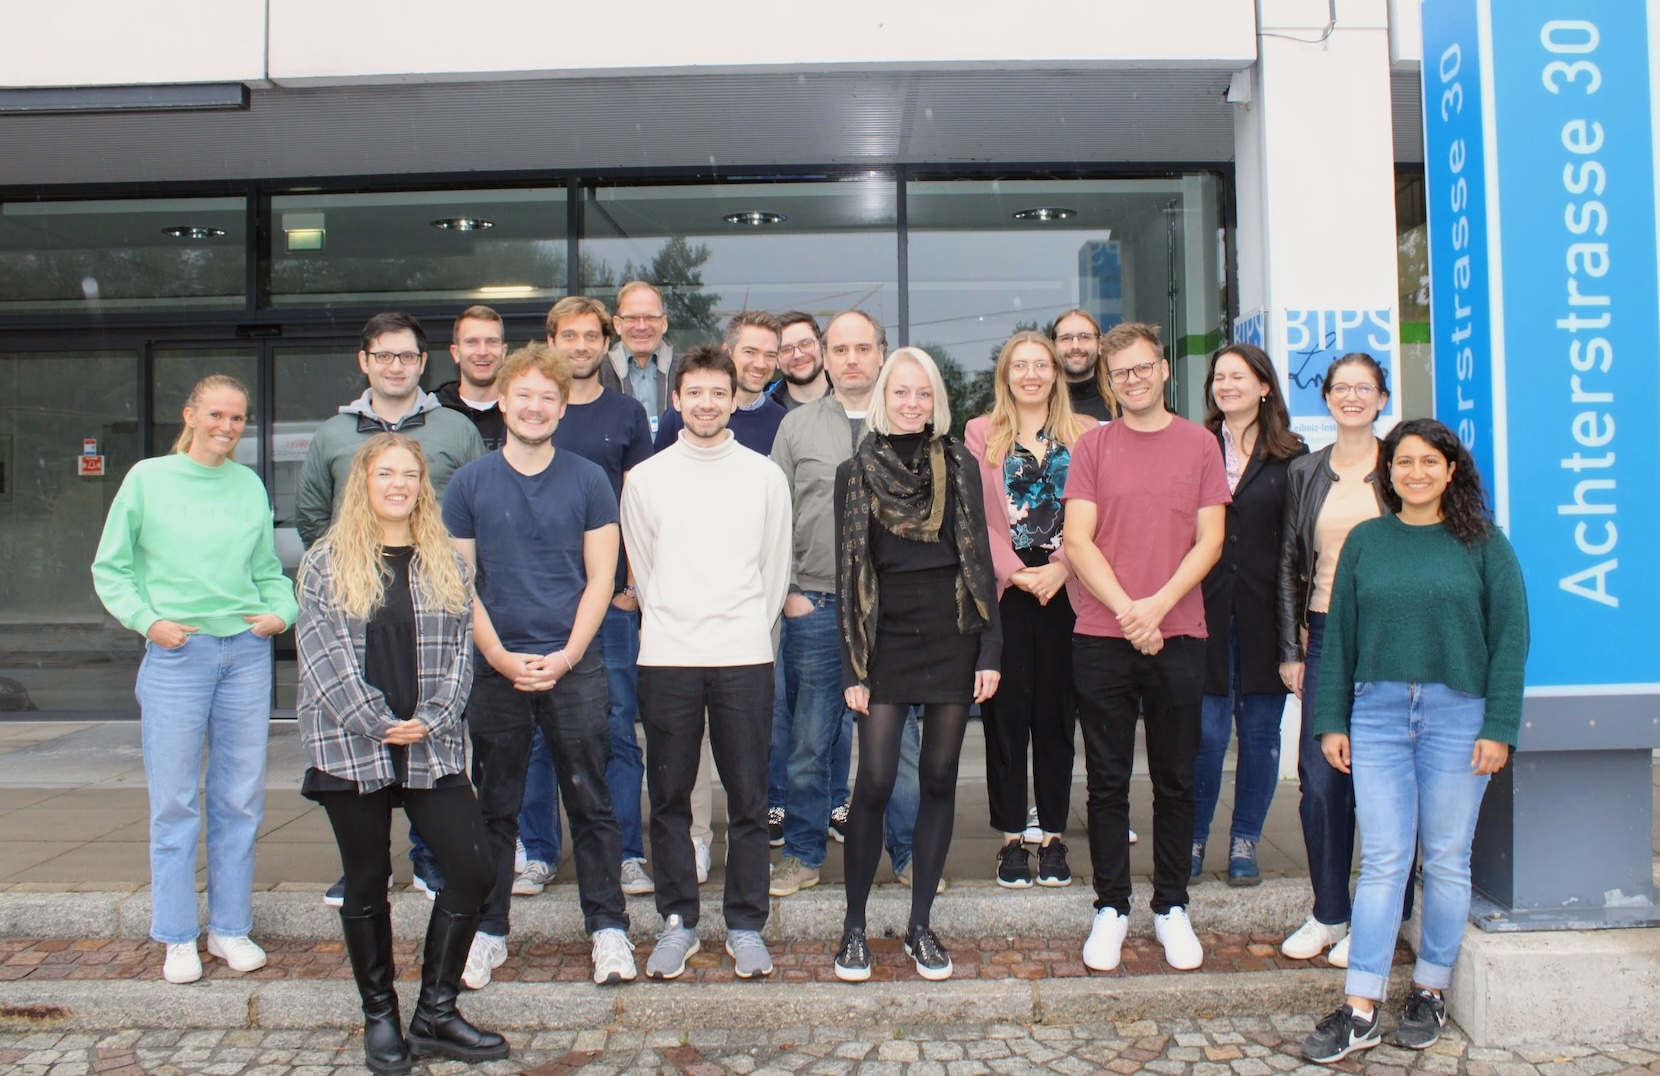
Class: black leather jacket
1276,441,1388,662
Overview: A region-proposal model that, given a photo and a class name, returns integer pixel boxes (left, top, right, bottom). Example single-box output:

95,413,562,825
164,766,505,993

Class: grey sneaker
768,855,819,897
645,914,700,980
512,859,555,896
724,930,773,979
620,858,655,896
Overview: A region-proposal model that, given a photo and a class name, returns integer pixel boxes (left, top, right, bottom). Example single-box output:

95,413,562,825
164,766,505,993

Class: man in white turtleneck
619,345,792,982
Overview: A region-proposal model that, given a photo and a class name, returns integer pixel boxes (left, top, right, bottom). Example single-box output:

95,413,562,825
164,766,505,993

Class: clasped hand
490,648,575,692
1116,596,1168,655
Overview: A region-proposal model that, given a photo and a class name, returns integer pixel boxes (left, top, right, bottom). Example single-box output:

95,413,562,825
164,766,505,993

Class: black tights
842,702,970,932
315,780,494,918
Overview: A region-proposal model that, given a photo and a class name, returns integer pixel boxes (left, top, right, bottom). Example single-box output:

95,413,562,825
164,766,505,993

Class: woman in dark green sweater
1300,419,1528,1064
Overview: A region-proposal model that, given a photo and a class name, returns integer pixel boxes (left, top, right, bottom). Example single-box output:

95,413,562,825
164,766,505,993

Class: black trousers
980,567,1076,835
314,778,494,918
1074,634,1205,915
466,655,626,937
638,663,773,931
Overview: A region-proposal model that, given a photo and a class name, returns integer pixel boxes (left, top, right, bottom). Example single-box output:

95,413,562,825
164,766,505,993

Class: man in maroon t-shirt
1061,322,1230,975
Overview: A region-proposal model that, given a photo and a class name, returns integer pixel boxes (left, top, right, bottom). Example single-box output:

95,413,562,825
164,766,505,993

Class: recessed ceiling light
1012,207,1077,222
160,225,226,240
723,211,786,226
432,217,495,231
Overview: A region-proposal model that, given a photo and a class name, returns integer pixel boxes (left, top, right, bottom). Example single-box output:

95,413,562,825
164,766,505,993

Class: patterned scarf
838,428,998,684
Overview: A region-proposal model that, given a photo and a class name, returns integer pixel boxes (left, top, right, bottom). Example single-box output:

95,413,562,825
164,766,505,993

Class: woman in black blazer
1191,344,1308,885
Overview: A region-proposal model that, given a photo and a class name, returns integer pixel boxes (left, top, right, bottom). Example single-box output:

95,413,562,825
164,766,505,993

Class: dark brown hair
1203,343,1306,460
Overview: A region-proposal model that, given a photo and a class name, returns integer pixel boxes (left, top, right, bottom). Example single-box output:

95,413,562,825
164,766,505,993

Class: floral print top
1002,433,1070,552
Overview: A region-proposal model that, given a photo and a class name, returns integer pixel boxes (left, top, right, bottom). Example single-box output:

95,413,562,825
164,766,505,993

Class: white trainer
591,927,638,985
514,837,528,874
1154,906,1204,970
1021,806,1043,844
206,933,267,973
1281,917,1349,960
694,840,711,885
163,942,202,984
1082,907,1129,971
1328,932,1351,968
461,931,507,990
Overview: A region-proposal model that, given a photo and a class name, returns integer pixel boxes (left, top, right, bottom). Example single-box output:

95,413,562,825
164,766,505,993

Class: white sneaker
514,838,528,874
591,927,637,985
163,942,202,984
1328,932,1351,968
1154,907,1204,970
206,933,267,973
1281,917,1349,960
461,931,507,990
1021,807,1042,844
620,858,655,896
694,839,711,885
1082,907,1129,971
1128,828,1138,844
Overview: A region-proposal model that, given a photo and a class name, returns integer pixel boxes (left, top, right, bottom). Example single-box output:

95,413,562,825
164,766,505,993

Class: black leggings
315,780,494,918
842,702,970,932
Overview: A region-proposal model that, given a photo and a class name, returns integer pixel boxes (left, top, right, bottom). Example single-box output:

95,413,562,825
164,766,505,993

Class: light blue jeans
1345,681,1491,1001
136,631,272,944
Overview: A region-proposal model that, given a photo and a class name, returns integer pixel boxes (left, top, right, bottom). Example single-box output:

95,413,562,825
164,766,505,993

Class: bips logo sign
1422,0,1660,692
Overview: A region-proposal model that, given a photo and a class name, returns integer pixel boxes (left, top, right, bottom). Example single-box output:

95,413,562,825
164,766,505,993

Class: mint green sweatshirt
92,454,300,638
1312,513,1530,745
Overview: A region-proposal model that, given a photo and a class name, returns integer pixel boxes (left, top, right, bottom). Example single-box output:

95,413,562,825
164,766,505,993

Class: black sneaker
833,927,872,982
1392,987,1447,1049
323,876,346,908
828,802,849,844
411,849,445,898
995,840,1033,889
904,924,952,981
1036,839,1072,887
767,806,786,848
1301,1003,1382,1063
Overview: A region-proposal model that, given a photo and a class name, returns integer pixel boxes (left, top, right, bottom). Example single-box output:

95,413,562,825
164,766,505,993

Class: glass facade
0,168,1228,714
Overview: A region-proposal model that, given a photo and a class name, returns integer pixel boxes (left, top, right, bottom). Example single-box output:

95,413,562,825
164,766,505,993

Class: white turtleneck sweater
620,429,793,667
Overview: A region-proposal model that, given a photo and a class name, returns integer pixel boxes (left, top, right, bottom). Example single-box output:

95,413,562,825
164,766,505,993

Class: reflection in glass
0,351,143,712
271,188,567,307
0,197,245,312
581,179,899,349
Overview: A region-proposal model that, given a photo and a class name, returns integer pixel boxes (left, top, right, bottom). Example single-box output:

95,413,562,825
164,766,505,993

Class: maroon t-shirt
1062,416,1231,640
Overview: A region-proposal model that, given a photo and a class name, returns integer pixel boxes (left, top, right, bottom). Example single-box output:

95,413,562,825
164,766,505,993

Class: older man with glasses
601,281,678,436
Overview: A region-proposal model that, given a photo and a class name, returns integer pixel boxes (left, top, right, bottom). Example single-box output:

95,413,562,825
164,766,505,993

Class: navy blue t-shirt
653,396,786,456
442,450,618,654
554,389,653,593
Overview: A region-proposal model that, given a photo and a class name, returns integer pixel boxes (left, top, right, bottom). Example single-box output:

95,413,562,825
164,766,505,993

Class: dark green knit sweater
1312,513,1530,745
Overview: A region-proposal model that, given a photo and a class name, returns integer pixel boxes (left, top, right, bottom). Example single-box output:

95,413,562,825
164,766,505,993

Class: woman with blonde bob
832,347,1001,983
296,433,504,1073
963,331,1098,889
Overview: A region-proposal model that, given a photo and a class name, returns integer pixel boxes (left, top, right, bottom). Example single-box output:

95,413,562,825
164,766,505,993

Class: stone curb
0,965,1410,1032
0,878,1317,945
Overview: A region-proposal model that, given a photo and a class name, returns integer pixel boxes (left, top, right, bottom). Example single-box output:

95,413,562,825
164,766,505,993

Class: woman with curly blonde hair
297,433,504,1073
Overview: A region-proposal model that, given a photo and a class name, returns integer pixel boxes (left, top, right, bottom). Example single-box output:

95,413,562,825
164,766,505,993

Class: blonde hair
868,347,953,435
983,332,1092,466
497,341,573,401
300,433,469,621
172,375,250,455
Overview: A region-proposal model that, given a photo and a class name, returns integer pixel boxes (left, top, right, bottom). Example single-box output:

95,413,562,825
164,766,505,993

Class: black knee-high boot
407,906,509,1063
339,907,411,1076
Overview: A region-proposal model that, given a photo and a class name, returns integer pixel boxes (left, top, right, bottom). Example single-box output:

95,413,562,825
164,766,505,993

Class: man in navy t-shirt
443,343,637,990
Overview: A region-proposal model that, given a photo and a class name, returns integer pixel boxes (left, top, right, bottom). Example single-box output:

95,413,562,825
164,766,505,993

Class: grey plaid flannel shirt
296,544,474,792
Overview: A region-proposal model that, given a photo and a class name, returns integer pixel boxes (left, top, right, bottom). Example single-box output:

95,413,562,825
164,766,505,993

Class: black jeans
314,778,494,919
980,562,1076,835
1074,634,1205,915
466,654,626,937
638,663,773,931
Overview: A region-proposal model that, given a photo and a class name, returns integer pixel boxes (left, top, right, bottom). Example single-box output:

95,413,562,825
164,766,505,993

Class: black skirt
868,565,979,705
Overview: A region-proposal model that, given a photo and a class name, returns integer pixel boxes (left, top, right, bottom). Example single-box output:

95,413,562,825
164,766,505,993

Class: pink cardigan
961,414,1098,601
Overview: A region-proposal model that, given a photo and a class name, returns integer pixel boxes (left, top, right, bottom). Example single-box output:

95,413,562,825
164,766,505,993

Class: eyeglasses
616,313,665,326
1106,361,1158,384
1010,360,1054,374
1056,333,1099,346
780,340,819,356
1328,382,1377,398
367,351,423,367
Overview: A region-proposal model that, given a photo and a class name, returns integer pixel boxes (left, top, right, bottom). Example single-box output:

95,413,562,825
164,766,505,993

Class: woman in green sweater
92,375,298,987
1300,418,1528,1063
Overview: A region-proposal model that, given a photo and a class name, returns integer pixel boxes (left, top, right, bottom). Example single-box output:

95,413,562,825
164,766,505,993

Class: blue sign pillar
1422,0,1660,929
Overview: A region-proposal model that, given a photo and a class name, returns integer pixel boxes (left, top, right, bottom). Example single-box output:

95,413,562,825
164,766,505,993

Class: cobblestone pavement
1,1019,1657,1076
0,933,1393,985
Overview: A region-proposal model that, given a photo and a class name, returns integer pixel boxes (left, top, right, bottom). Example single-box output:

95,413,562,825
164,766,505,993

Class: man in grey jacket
295,312,486,548
600,281,676,436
